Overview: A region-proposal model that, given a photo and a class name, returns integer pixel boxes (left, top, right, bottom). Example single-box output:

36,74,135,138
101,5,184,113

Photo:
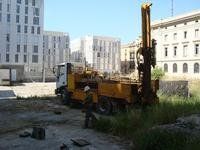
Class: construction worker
83,85,96,128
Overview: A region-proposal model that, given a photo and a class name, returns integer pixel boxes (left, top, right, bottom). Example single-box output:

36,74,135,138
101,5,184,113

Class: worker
82,85,96,128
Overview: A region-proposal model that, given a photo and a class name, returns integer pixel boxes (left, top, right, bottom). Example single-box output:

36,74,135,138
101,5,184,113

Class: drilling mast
137,3,158,104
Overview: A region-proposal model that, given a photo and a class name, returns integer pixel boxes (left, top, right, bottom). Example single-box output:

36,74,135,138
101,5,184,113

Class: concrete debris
71,138,91,147
31,127,45,140
60,143,69,150
19,131,31,138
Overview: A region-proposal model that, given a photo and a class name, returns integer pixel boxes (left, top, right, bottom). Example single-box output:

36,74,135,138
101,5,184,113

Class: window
6,44,10,52
25,7,28,14
33,45,38,53
6,34,10,42
7,4,10,12
25,0,29,5
24,55,27,63
7,14,10,22
195,44,199,55
17,45,20,52
183,45,187,57
16,15,20,23
173,33,177,40
17,25,21,33
174,46,177,56
6,54,9,62
194,63,199,73
24,45,27,53
164,47,168,57
34,8,39,16
164,63,168,72
97,52,100,57
31,26,34,34
184,31,187,39
16,5,20,13
32,0,35,6
173,63,177,73
37,27,40,34
15,54,19,63
195,29,199,38
24,25,28,33
33,17,39,25
17,0,21,4
183,63,188,73
25,16,28,24
0,13,2,22
32,55,38,63
164,35,168,41
0,3,2,11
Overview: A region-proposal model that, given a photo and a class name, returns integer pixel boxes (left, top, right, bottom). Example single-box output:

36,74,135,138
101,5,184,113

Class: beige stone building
152,10,200,80
121,42,136,74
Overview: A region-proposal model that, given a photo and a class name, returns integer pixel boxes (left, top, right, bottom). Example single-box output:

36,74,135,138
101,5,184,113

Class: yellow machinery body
66,71,158,105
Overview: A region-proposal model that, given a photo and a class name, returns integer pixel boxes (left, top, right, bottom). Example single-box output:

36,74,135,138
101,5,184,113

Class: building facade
120,42,137,74
152,10,200,79
71,35,121,73
43,31,70,79
0,0,44,81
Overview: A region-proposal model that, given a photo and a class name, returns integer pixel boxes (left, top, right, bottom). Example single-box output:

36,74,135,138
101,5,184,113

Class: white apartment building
71,35,121,73
0,0,44,81
43,31,70,78
152,10,200,79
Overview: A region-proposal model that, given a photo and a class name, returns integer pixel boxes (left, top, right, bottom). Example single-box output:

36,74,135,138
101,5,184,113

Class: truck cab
55,63,68,95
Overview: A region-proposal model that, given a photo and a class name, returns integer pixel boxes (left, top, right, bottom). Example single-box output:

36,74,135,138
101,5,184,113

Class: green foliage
151,66,165,80
138,129,200,150
94,95,200,149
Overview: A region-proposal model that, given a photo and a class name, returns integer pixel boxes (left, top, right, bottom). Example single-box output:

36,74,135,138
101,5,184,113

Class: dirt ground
0,82,56,99
0,99,129,150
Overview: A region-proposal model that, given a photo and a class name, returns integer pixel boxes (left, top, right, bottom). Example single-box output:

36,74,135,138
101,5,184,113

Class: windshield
57,65,65,77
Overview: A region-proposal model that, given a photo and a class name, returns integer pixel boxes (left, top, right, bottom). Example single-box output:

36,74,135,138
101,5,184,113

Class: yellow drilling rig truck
55,3,159,114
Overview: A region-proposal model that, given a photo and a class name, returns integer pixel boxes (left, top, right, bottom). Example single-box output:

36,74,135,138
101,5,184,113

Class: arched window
183,63,188,73
173,63,177,73
194,63,199,73
164,63,168,72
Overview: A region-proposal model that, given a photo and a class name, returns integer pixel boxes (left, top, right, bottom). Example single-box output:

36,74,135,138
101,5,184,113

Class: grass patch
94,95,200,149
137,129,200,150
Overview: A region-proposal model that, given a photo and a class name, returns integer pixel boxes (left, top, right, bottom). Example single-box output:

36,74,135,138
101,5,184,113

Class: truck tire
61,89,71,105
97,96,112,115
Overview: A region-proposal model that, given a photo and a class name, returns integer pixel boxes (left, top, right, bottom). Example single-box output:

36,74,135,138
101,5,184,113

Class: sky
44,0,200,44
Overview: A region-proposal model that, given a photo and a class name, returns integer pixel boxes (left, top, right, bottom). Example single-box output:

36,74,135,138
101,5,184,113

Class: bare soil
0,99,129,150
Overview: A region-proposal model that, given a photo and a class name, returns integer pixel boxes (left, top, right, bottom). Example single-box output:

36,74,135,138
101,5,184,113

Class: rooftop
152,9,200,28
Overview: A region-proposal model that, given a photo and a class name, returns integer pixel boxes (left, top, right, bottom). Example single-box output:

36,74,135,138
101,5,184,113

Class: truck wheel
97,96,112,115
61,89,71,105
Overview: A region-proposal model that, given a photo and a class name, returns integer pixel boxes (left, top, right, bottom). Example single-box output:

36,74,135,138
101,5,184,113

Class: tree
151,66,165,80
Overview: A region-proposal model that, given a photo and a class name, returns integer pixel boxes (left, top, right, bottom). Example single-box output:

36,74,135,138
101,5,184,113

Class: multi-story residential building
71,35,121,73
0,0,44,82
152,10,200,79
43,31,70,79
70,38,84,64
121,42,138,74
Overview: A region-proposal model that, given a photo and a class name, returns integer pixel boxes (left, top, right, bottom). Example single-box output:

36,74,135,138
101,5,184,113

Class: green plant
94,95,200,149
151,66,165,80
